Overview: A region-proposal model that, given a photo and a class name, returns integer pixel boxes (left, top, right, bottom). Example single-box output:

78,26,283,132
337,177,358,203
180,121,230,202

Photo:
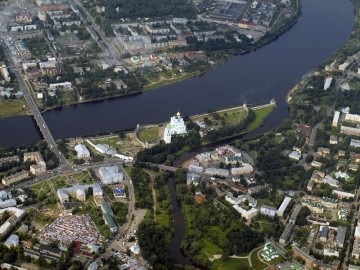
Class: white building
350,139,360,148
260,205,276,217
339,61,350,71
98,166,123,184
231,165,254,175
332,111,340,127
4,235,19,249
74,144,90,159
233,204,258,220
333,190,355,199
288,150,301,160
163,112,187,144
324,77,333,90
49,82,72,91
277,197,291,217
345,113,360,123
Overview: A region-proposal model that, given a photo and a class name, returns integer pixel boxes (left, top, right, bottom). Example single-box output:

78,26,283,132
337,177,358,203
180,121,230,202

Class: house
317,147,330,156
311,161,323,168
329,135,338,145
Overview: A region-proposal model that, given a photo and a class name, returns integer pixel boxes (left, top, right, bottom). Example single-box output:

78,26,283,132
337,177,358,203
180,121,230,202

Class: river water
0,0,355,147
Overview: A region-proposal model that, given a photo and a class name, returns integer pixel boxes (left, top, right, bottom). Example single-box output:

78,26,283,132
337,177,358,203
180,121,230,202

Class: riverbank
0,0,300,120
0,98,30,119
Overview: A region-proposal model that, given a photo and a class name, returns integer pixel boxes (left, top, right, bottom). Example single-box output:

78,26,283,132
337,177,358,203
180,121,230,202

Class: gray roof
336,226,347,246
320,226,329,239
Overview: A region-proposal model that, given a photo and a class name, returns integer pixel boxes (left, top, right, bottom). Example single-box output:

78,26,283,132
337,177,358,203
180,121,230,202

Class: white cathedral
163,111,187,144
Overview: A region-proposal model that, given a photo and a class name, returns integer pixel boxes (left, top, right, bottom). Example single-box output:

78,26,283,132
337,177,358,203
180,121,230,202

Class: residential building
194,192,206,204
311,161,323,168
260,205,276,217
336,226,346,248
288,150,301,160
24,152,46,176
277,196,291,217
49,82,72,91
289,205,302,224
231,165,253,175
204,168,229,177
2,171,29,186
279,223,293,244
332,111,340,127
345,113,360,123
324,77,333,90
341,126,360,136
317,147,330,156
292,246,317,269
163,111,187,144
350,139,360,148
74,144,90,159
232,204,258,220
320,226,329,242
333,190,354,199
329,135,338,144
353,239,360,259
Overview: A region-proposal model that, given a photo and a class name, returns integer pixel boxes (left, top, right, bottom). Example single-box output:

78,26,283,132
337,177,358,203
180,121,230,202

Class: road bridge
0,39,72,171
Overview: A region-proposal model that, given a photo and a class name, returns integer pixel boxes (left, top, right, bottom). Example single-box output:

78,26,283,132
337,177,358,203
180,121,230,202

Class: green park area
192,107,248,127
137,127,159,143
246,105,275,132
0,99,29,118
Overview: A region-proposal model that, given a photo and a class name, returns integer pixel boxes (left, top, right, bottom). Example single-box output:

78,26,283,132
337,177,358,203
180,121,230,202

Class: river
0,0,355,147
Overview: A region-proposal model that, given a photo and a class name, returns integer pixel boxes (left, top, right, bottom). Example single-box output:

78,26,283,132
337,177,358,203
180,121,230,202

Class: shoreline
0,9,300,120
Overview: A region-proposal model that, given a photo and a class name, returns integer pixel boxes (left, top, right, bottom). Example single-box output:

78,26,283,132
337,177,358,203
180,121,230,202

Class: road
0,38,72,171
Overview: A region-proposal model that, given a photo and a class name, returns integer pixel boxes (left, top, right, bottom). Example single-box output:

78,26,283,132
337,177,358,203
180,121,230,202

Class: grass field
90,136,124,150
192,107,247,127
246,105,275,132
201,240,223,258
0,99,29,118
138,127,159,143
211,258,249,270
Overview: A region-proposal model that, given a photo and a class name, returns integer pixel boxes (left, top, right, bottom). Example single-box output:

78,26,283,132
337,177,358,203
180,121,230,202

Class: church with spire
163,111,187,144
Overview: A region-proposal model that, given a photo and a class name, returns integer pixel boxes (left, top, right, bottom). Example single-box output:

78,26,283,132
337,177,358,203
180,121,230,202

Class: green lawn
90,136,124,150
246,105,275,132
192,107,247,127
72,171,93,183
201,240,223,258
211,258,249,270
30,181,52,198
0,99,29,118
49,175,67,190
138,127,159,143
250,248,268,270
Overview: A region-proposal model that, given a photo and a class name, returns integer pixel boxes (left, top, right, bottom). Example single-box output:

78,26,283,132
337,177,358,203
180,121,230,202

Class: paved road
0,39,71,171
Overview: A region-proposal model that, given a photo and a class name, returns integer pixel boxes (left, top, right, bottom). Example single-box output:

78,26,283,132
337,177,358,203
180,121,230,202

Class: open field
0,99,29,118
138,127,159,143
89,134,143,156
